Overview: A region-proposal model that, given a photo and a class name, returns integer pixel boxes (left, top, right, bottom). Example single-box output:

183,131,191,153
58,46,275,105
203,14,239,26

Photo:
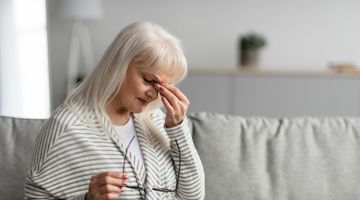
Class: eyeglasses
122,135,181,194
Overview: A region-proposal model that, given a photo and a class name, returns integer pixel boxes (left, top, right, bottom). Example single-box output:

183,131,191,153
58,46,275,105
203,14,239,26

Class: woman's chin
133,104,147,113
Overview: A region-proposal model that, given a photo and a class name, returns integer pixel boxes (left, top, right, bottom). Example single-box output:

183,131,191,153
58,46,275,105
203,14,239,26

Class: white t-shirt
113,117,144,167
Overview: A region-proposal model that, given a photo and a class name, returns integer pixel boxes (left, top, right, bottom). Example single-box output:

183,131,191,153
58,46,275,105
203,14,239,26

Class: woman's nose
146,85,158,101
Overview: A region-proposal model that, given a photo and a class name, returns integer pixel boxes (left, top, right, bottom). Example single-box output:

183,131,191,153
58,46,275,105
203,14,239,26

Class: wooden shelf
188,68,360,78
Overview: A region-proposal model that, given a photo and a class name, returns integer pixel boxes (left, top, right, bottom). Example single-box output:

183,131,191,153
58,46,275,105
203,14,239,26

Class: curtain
0,0,50,119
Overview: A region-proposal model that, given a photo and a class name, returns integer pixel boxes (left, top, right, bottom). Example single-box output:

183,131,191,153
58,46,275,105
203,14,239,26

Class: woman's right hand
86,172,128,200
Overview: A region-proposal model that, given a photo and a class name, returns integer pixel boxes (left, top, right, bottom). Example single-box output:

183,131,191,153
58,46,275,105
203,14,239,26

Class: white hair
65,21,187,147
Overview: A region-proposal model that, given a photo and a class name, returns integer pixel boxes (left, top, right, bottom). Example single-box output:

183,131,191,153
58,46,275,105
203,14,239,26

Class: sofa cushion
0,116,45,200
189,112,360,200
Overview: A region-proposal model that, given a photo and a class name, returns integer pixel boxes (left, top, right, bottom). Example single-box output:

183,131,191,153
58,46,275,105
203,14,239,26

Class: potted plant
239,32,266,68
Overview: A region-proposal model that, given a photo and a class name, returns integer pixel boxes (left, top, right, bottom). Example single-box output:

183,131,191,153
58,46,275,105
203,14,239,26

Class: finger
154,83,182,102
155,84,179,108
162,95,185,127
88,174,127,200
161,83,189,103
92,172,128,187
161,95,175,116
99,176,128,188
156,85,187,117
157,84,189,114
98,184,125,195
163,94,180,116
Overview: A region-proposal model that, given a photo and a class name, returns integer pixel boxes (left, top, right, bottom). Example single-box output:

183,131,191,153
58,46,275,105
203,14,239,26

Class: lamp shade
60,0,103,20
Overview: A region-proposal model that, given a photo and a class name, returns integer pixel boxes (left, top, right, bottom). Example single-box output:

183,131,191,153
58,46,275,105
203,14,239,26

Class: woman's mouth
137,97,148,105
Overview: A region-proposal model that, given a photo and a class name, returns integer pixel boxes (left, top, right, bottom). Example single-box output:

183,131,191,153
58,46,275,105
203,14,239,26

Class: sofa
2,112,360,199
0,116,45,200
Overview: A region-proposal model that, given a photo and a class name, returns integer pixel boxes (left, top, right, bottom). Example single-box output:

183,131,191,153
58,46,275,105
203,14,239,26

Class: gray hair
65,21,188,147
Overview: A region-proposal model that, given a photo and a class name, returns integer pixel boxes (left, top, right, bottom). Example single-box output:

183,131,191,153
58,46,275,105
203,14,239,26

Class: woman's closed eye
143,77,157,84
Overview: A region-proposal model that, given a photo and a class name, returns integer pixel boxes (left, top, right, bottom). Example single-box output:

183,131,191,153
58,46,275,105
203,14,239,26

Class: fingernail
155,84,164,91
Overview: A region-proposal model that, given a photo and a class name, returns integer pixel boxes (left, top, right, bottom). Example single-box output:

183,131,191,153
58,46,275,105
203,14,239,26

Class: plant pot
240,48,260,68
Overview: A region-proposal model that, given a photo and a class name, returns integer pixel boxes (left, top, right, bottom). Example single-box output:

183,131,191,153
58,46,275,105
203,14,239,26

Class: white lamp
60,0,103,93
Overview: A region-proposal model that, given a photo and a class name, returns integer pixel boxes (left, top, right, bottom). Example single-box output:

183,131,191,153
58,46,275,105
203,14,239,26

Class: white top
113,117,144,167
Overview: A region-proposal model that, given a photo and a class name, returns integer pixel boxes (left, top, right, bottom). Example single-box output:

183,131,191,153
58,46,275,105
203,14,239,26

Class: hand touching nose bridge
152,80,164,91
153,82,190,128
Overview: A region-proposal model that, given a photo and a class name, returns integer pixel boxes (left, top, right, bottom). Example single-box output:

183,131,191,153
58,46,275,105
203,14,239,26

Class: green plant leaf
240,32,266,49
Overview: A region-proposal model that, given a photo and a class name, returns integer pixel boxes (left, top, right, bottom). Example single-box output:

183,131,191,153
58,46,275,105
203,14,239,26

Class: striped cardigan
24,106,205,200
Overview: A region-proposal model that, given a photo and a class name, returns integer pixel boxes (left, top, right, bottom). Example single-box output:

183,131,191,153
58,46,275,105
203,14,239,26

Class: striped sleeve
25,173,86,199
165,118,205,200
24,109,88,200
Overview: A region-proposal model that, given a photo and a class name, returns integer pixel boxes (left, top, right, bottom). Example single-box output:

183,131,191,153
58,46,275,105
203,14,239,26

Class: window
0,0,50,118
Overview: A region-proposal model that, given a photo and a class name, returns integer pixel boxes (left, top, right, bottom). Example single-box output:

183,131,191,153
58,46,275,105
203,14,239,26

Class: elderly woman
25,21,205,200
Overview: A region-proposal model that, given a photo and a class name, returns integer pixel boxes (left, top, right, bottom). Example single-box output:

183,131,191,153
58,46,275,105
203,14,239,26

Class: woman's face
113,63,173,114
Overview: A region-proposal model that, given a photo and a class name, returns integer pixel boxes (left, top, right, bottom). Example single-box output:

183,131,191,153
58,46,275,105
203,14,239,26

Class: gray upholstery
2,113,360,199
189,112,360,200
0,116,45,200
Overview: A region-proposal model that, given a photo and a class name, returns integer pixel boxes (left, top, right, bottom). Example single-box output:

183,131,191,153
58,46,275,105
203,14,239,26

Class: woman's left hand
154,83,189,128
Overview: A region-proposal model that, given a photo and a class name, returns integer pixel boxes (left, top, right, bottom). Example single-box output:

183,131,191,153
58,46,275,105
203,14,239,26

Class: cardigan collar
132,113,162,200
101,112,166,199
100,113,148,194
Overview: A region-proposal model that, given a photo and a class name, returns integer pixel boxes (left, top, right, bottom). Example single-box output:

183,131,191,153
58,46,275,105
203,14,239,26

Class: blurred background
1,0,360,119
